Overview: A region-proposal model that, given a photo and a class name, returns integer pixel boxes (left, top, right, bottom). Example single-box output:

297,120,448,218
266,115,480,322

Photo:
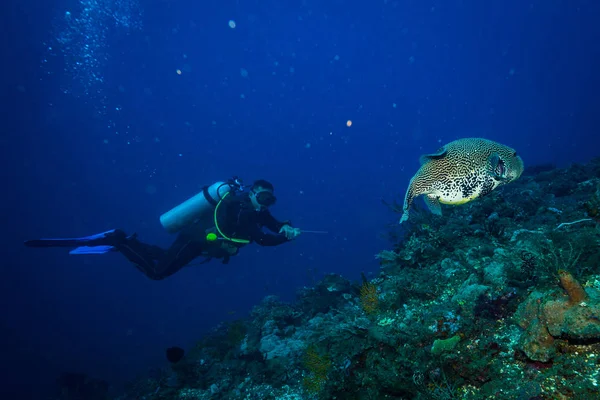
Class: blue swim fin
69,245,116,255
24,229,122,249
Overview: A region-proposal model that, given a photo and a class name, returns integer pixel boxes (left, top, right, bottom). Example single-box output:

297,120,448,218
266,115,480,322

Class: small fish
166,346,185,363
400,138,524,223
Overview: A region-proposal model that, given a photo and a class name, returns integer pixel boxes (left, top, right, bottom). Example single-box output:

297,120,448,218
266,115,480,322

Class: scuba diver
25,178,302,280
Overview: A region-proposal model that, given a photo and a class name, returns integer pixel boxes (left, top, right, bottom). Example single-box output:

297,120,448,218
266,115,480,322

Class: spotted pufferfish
399,138,524,224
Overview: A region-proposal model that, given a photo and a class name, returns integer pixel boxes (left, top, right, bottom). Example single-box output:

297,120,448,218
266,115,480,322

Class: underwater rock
515,271,600,362
515,291,557,362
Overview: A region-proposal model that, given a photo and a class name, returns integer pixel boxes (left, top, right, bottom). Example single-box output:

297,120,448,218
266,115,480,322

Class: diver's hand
279,224,301,240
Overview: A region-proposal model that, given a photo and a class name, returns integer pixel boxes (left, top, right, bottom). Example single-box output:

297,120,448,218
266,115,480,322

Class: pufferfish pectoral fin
418,146,448,165
424,194,443,216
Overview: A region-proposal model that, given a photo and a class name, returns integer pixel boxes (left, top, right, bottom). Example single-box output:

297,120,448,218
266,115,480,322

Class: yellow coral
302,345,331,394
360,281,379,315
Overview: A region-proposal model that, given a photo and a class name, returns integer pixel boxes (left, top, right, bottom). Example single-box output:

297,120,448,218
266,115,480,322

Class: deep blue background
2,0,599,397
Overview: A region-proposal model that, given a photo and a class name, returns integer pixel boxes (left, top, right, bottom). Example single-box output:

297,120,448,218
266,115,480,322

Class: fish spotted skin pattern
399,138,524,223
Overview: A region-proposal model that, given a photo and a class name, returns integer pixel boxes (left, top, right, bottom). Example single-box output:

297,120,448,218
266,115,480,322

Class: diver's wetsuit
116,193,289,280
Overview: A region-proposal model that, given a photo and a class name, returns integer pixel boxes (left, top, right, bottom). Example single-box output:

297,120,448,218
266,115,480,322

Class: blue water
3,0,599,397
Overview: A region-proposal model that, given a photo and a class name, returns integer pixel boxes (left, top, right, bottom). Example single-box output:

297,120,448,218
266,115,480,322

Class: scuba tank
159,177,244,234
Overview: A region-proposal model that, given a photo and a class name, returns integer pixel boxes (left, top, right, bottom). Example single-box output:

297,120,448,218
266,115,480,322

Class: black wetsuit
116,193,289,280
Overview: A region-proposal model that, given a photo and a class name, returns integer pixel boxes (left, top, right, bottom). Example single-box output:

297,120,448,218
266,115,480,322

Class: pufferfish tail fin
400,170,428,224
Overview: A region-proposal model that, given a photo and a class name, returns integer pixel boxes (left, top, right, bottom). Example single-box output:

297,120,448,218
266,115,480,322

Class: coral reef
114,158,600,400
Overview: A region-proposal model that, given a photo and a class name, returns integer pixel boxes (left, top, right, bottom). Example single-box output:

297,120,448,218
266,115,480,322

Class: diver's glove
279,224,301,240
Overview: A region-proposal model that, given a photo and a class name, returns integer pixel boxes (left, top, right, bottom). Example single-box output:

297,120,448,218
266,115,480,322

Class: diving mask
253,189,277,207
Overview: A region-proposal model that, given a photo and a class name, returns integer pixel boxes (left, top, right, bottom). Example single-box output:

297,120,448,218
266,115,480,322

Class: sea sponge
558,269,588,304
431,335,461,355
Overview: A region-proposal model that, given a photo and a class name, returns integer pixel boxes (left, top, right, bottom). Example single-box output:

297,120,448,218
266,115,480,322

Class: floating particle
346,120,352,127
228,20,236,28
176,69,182,75
145,184,157,195
240,68,248,78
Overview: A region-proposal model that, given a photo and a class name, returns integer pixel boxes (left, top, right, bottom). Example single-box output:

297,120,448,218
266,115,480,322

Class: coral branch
554,218,593,230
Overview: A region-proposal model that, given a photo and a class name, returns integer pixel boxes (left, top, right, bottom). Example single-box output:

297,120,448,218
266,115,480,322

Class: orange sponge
558,270,587,304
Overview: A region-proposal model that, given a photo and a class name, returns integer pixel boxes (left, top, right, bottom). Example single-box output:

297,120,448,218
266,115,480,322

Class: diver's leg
150,235,206,279
114,237,168,280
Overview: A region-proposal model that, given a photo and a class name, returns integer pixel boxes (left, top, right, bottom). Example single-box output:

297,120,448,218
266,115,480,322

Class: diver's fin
24,229,122,248
69,245,116,255
424,195,443,216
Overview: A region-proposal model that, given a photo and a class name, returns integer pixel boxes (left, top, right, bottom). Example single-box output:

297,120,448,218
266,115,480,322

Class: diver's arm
251,212,289,245
252,213,292,246
252,230,289,246
260,211,290,233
